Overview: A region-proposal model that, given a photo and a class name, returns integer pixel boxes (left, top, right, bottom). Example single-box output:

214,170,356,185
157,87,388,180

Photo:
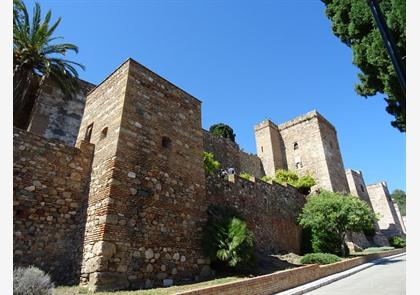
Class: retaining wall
178,249,405,295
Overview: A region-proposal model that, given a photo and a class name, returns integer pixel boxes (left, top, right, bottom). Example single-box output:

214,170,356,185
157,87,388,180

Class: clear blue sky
33,0,405,192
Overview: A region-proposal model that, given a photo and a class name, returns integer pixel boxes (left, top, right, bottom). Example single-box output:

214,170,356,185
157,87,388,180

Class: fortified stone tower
255,110,349,193
345,169,389,246
367,181,405,238
254,120,285,177
346,170,373,206
76,59,208,291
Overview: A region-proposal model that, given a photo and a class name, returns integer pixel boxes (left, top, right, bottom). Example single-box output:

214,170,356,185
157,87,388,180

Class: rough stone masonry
13,57,405,291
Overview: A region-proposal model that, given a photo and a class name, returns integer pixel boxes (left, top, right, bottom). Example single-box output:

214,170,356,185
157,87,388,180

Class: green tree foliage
321,0,406,132
202,205,254,269
203,152,221,175
300,253,341,265
299,190,377,256
391,189,406,216
209,123,236,142
13,0,84,129
273,169,316,195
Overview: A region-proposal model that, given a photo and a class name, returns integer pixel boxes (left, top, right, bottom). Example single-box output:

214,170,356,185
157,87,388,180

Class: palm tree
13,0,85,129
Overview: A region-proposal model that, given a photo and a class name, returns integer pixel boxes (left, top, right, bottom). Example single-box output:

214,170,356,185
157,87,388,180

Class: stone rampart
13,128,94,284
203,130,264,178
205,174,306,254
28,78,95,146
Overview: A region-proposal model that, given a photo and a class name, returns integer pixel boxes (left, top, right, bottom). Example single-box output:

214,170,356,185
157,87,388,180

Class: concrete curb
276,252,406,295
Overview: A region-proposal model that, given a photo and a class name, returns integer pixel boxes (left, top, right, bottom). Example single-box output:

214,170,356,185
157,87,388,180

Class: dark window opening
295,162,303,169
100,127,108,139
85,123,94,142
360,185,365,192
261,146,264,153
162,136,172,149
294,142,299,150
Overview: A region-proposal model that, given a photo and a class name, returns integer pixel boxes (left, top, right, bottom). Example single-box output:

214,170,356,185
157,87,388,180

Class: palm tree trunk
13,70,39,129
26,76,46,131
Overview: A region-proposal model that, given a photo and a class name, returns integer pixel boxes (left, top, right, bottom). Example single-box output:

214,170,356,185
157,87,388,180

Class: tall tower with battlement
367,181,405,237
255,120,286,177
346,169,372,206
255,110,349,193
76,59,208,291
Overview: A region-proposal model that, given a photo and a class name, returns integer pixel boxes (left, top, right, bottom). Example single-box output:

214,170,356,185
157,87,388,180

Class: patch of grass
53,277,244,295
349,246,396,256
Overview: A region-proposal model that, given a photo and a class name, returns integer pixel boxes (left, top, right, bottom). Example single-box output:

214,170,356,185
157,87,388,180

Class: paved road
305,254,406,295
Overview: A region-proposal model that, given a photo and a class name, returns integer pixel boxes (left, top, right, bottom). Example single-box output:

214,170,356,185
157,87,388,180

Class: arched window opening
293,142,299,150
85,123,94,143
100,127,108,139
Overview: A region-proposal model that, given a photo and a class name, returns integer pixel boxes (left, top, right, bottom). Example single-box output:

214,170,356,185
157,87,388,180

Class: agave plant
13,0,85,129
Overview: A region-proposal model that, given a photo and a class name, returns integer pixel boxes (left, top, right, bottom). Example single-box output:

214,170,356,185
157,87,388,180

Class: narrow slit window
261,146,264,153
100,127,108,139
85,123,94,142
162,136,172,149
294,142,299,150
360,185,365,192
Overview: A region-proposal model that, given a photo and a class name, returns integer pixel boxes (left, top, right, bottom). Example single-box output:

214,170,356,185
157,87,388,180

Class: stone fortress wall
27,78,95,146
205,174,306,254
13,58,405,291
13,127,94,285
203,130,265,178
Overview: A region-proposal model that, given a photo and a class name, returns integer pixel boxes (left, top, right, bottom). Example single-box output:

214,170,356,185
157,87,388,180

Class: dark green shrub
300,227,314,254
389,236,406,248
311,230,348,257
14,266,54,295
209,123,236,142
202,205,254,269
300,253,341,265
203,152,221,175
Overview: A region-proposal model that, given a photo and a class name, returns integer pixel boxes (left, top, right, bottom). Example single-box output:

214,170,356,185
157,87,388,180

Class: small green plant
202,205,254,269
260,175,272,182
273,169,316,194
300,253,341,265
239,172,252,180
389,236,406,248
203,152,221,175
14,266,54,295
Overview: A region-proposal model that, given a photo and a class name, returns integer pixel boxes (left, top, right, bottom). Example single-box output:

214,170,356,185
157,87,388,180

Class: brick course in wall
177,249,405,295
13,127,94,285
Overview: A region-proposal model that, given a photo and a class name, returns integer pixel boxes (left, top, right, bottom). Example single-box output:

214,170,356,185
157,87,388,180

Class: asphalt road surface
305,254,406,295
